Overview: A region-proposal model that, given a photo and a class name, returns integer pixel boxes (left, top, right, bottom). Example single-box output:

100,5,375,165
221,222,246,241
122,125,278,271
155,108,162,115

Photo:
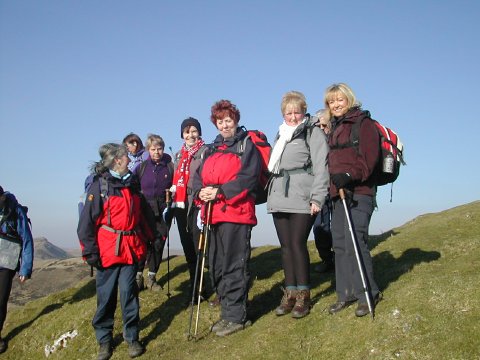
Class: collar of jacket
332,107,370,127
213,127,248,148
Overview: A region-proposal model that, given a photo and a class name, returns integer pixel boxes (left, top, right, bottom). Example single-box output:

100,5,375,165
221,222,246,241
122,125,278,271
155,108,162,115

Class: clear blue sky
1,1,478,250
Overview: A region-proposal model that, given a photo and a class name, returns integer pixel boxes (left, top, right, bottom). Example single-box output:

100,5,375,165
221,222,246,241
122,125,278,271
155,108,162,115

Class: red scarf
172,140,205,208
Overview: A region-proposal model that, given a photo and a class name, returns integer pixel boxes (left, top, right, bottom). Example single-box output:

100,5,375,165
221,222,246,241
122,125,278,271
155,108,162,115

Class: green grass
3,201,480,359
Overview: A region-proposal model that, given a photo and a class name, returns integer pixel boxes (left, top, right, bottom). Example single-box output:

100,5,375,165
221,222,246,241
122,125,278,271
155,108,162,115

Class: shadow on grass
369,230,398,250
374,247,441,291
250,247,282,280
68,278,96,303
135,279,192,346
157,257,188,289
5,302,63,341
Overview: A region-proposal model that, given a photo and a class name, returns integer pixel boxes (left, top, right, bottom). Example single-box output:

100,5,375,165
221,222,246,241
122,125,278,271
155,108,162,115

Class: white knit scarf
267,120,303,174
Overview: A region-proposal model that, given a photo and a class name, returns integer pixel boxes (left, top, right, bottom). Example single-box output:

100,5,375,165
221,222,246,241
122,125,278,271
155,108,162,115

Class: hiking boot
211,319,229,333
97,341,113,360
146,274,162,292
355,293,383,317
291,289,311,319
209,294,220,307
215,320,252,337
127,340,145,358
275,288,297,316
314,260,335,273
0,337,6,354
328,299,357,314
135,273,144,291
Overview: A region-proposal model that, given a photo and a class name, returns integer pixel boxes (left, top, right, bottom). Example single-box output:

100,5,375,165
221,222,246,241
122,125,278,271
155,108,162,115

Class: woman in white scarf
267,91,330,320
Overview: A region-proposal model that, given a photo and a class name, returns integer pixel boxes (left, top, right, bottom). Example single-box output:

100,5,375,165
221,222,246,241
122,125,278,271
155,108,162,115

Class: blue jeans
93,264,140,344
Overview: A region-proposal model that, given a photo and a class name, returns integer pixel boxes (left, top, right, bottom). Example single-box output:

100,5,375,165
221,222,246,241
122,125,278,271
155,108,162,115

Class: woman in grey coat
267,91,329,319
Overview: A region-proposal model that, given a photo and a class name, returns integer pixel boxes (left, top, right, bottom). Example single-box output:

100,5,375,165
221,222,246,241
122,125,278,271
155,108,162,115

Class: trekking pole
191,201,213,339
187,202,210,340
339,188,374,320
165,189,172,298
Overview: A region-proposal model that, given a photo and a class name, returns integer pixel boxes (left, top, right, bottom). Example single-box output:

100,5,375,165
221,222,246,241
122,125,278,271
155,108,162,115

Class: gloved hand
162,207,170,222
331,173,353,189
85,253,102,269
197,210,204,231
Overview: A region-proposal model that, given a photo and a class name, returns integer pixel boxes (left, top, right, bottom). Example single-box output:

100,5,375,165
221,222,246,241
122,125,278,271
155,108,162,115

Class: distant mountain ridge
33,237,72,260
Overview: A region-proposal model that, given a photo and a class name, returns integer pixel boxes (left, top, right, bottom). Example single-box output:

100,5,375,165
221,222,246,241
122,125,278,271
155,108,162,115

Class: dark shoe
211,319,229,333
0,337,6,354
275,288,298,316
291,289,311,319
209,294,220,307
328,299,357,314
314,261,334,273
146,274,162,292
355,293,383,317
97,341,113,360
128,340,145,358
215,320,252,337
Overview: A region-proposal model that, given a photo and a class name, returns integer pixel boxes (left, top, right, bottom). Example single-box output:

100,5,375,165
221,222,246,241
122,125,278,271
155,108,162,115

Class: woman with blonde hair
267,91,329,319
324,83,382,317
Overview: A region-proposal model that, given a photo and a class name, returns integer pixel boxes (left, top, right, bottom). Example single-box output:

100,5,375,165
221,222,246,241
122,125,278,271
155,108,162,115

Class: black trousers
172,207,201,286
313,201,334,263
138,215,168,274
272,213,314,287
331,194,379,303
208,222,251,324
0,268,15,334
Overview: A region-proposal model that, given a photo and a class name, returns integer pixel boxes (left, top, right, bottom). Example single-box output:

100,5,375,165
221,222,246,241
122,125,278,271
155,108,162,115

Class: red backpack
237,127,272,205
345,113,406,200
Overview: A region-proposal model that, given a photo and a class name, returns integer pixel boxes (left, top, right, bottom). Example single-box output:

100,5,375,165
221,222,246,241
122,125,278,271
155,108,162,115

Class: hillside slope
2,201,479,359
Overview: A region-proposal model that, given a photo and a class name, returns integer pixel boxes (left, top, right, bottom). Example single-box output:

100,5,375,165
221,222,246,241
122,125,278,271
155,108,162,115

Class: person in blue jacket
0,186,34,354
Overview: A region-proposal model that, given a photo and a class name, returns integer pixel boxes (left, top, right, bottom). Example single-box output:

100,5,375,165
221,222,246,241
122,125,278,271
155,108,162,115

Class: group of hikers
0,82,388,359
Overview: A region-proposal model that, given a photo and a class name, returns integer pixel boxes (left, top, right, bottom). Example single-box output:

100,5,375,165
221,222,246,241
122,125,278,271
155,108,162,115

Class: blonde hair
145,134,165,150
281,91,307,115
323,83,361,112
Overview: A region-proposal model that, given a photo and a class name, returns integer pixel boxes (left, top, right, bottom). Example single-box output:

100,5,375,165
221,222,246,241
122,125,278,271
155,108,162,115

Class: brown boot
291,289,311,319
275,288,298,316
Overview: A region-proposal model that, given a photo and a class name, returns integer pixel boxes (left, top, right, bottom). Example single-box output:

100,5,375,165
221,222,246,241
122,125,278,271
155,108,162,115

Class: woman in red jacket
78,143,155,360
193,100,260,337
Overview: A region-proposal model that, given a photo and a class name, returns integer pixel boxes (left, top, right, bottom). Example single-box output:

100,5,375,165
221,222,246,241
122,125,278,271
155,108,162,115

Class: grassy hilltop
3,201,480,359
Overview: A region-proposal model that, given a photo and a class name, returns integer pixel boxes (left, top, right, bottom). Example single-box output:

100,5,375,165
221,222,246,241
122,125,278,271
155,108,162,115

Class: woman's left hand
199,186,218,202
310,203,320,216
19,275,27,283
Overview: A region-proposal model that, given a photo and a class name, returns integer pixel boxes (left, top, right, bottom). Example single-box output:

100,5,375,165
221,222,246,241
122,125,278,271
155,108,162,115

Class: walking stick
339,188,374,320
165,189,172,298
187,201,213,340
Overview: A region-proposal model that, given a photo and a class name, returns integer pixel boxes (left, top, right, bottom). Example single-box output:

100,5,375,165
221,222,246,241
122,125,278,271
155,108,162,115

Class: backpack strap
137,161,148,182
99,177,111,226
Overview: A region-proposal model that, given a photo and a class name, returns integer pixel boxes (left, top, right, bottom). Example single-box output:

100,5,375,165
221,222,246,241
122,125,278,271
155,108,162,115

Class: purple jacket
133,154,173,215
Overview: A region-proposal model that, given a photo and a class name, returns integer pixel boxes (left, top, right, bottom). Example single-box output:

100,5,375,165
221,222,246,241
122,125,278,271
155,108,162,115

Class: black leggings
273,212,314,287
0,269,15,333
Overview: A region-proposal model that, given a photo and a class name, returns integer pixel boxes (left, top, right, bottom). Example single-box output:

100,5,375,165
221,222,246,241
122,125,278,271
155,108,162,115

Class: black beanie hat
180,117,202,138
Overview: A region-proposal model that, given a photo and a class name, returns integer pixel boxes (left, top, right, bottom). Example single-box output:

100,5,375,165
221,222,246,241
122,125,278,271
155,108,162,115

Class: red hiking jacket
193,128,260,225
78,173,155,267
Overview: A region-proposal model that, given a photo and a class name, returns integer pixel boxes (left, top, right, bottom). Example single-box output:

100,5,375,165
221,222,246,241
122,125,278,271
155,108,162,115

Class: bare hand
199,186,218,202
310,203,320,216
19,275,27,283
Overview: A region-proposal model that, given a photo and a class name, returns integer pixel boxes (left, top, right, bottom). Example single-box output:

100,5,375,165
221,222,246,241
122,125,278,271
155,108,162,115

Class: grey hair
90,143,128,175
